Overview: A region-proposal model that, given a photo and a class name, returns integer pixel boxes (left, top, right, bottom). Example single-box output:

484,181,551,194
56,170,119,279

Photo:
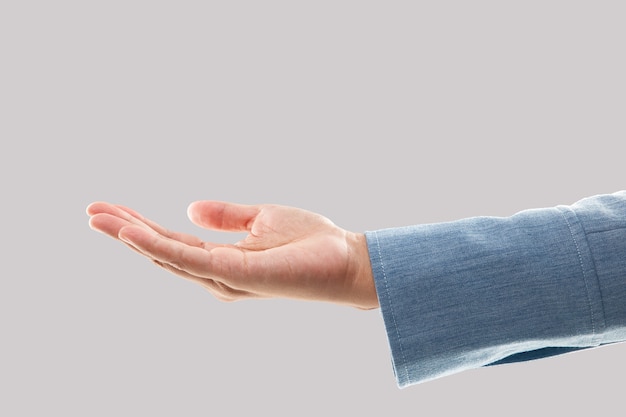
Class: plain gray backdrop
2,1,624,415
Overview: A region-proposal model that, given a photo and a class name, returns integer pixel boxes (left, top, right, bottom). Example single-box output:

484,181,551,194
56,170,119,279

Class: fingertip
86,201,102,216
87,215,99,231
86,201,115,216
117,228,130,243
187,201,201,223
117,224,139,243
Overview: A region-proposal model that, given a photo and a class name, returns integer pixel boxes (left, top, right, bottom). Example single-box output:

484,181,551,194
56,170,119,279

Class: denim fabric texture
365,191,626,388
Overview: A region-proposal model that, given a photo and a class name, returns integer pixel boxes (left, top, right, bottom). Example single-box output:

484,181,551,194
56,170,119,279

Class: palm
230,205,353,300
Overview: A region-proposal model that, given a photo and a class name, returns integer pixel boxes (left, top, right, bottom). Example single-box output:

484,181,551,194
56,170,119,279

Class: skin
87,201,379,310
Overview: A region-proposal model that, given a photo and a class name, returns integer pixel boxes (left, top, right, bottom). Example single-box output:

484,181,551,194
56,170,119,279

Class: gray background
2,1,624,415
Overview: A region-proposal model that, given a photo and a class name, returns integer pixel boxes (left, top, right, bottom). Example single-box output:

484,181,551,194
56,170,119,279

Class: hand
87,201,379,309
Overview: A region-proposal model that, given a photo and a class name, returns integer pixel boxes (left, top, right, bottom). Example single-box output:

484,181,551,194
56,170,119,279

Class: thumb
187,201,260,232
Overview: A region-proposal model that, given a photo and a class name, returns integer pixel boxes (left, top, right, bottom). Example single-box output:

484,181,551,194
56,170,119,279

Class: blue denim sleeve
365,191,626,388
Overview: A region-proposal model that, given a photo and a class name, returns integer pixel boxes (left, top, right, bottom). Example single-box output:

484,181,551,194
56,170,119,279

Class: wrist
346,232,379,310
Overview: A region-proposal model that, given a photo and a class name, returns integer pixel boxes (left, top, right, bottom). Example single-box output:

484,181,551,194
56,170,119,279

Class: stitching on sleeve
559,211,597,339
374,232,410,384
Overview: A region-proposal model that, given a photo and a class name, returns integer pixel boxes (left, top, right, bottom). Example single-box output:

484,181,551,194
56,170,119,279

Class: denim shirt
365,191,626,388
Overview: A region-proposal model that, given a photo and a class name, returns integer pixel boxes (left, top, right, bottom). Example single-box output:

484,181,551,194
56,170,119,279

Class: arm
87,191,626,388
367,191,626,387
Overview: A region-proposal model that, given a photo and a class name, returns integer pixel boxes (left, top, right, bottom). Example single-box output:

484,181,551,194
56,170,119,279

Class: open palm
87,201,377,309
